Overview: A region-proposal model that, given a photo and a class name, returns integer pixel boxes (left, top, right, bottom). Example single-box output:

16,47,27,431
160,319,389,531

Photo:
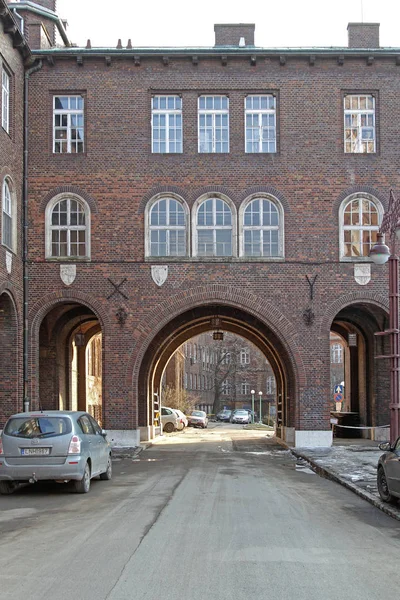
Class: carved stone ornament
5,251,12,274
354,263,371,286
151,265,168,287
60,264,76,286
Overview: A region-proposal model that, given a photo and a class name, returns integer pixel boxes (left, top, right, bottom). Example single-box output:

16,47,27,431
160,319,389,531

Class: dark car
216,410,232,422
377,437,400,503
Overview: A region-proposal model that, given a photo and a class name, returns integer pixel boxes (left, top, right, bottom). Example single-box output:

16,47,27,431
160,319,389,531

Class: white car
161,407,179,433
173,409,188,430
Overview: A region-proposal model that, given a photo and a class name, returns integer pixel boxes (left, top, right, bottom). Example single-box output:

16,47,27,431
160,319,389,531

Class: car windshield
236,410,248,415
192,411,205,417
4,416,72,439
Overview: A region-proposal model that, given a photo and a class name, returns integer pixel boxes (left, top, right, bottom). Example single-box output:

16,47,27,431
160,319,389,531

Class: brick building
1,1,398,446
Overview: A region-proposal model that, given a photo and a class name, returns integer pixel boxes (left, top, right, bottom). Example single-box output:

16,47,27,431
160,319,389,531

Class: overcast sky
56,0,400,48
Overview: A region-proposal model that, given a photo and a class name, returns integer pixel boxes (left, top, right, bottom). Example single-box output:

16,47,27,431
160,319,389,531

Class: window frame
2,67,10,134
2,177,15,252
339,193,383,261
331,343,343,364
151,95,183,154
45,193,91,260
344,93,376,154
192,194,237,258
198,95,229,153
245,94,277,153
239,194,284,259
145,193,188,258
53,94,85,154
240,348,250,365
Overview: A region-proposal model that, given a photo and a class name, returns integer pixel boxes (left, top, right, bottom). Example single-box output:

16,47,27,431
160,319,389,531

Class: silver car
0,411,112,494
377,436,400,503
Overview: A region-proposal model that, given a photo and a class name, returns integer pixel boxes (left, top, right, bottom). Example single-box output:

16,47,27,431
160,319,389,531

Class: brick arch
39,186,99,213
331,186,388,217
239,186,291,213
29,290,110,338
127,284,306,390
0,288,20,425
138,185,188,214
319,291,388,336
0,282,21,322
189,185,239,205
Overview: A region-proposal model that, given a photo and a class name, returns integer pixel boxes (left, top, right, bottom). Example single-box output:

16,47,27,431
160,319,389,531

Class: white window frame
2,68,10,134
2,178,14,251
151,95,182,153
331,343,343,364
198,95,229,153
339,193,383,260
146,194,188,258
240,348,250,365
45,193,90,259
53,95,84,154
266,376,275,395
192,194,237,257
245,95,276,153
241,382,250,395
344,94,376,154
239,194,284,258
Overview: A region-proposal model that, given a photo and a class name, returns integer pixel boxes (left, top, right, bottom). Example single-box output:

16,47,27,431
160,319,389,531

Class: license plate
21,448,50,456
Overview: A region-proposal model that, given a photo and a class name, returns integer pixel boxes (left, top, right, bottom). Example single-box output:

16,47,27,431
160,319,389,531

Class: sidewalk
291,438,400,521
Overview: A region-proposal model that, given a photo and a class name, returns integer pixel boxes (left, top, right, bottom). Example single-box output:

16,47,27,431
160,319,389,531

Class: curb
291,449,400,522
111,442,152,458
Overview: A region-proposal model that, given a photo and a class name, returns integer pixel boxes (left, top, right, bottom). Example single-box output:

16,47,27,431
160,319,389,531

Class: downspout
23,59,42,412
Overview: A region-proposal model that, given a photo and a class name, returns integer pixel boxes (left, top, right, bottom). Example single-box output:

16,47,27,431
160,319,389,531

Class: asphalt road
0,423,399,600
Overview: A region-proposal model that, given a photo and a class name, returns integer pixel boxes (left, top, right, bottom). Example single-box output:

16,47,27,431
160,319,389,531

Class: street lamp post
258,391,263,424
251,390,255,424
370,189,400,445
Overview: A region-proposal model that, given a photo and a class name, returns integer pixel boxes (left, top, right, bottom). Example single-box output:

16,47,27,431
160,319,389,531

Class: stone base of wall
294,430,333,448
107,429,141,448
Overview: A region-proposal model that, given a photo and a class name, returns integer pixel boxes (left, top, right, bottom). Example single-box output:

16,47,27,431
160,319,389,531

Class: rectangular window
2,69,10,133
240,348,250,365
152,95,182,153
198,95,229,153
241,382,250,395
245,95,276,153
53,95,84,153
344,94,376,153
331,344,343,364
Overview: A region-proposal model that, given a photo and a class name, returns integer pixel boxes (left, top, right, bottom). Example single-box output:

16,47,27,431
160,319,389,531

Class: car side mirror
101,429,107,437
378,442,391,452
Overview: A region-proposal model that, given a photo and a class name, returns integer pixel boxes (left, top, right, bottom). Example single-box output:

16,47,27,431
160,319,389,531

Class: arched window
242,197,281,257
196,197,232,256
2,178,13,250
46,194,90,259
340,195,382,259
148,197,186,256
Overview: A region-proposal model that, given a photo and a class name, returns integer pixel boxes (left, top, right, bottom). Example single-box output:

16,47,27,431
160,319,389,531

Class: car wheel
100,455,112,481
74,462,91,494
0,481,16,495
377,466,394,503
163,422,174,433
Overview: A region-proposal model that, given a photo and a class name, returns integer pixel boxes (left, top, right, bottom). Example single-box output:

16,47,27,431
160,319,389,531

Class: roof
0,0,31,62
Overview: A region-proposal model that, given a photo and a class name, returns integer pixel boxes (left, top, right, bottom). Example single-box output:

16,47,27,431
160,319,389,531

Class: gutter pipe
23,59,42,413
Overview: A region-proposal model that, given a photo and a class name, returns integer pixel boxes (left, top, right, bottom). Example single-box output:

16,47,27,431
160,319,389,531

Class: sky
56,0,400,48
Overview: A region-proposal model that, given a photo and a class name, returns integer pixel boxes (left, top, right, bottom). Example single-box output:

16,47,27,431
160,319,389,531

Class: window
2,179,12,250
46,195,89,259
242,197,281,257
152,95,182,153
222,380,230,395
148,197,186,257
221,349,231,365
53,95,84,153
240,348,250,364
341,195,381,258
198,95,229,153
196,197,232,256
241,382,250,395
2,68,10,133
266,376,275,395
331,344,343,364
245,95,276,153
344,94,376,154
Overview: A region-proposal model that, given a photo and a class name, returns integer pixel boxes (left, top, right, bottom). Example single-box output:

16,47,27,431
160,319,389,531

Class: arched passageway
36,302,103,424
0,292,19,427
331,301,390,439
137,304,298,440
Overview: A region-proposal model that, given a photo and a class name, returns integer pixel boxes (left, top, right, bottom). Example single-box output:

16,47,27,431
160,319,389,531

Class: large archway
137,304,299,440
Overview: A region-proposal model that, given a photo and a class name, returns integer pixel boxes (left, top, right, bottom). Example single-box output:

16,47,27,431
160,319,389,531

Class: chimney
214,24,255,47
347,23,380,48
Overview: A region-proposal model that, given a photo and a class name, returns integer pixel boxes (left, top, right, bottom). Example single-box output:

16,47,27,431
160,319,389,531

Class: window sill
45,257,91,262
145,256,285,262
340,256,373,262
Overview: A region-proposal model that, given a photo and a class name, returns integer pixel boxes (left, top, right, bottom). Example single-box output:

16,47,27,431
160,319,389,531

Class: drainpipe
23,59,42,413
